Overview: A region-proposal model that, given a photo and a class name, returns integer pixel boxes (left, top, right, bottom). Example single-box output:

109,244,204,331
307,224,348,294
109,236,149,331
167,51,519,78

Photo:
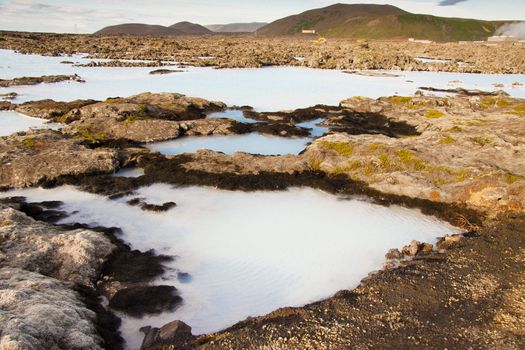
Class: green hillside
257,3,501,41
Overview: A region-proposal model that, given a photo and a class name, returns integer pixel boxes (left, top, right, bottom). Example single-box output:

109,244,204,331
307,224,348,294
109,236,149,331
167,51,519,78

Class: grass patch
321,141,354,156
424,110,446,119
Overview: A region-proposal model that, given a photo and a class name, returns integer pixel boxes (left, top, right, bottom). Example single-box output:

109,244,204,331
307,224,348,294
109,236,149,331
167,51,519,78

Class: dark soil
246,105,420,138
109,285,182,317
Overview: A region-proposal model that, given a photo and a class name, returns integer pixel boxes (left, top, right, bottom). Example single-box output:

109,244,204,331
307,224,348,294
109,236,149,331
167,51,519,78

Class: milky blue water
147,133,310,156
2,50,524,112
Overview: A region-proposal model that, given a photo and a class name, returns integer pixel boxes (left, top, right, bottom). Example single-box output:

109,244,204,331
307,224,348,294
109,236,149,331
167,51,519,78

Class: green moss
21,138,41,149
366,143,388,153
123,116,137,125
395,149,414,164
506,104,525,117
78,128,107,143
445,126,463,133
394,149,427,171
424,110,446,119
308,157,322,170
378,153,392,170
505,173,522,184
105,97,123,104
388,96,413,104
480,97,512,109
454,169,470,182
333,160,363,174
363,162,376,176
439,135,456,144
321,141,354,156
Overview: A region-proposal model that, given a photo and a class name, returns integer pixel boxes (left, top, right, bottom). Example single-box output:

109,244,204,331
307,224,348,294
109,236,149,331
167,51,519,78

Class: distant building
302,29,316,34
408,38,433,44
487,35,518,43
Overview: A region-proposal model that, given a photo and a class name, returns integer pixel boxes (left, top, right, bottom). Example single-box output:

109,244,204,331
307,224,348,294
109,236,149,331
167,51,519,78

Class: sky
0,0,524,33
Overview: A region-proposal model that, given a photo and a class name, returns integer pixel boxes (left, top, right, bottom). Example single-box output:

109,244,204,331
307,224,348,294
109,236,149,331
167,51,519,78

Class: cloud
438,0,468,6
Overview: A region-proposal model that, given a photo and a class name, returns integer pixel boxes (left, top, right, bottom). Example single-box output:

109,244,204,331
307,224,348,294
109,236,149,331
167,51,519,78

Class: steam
496,22,525,40
438,0,468,6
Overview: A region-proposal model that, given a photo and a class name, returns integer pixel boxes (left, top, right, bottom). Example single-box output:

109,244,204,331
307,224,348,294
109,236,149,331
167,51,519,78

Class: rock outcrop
304,95,525,215
0,205,114,285
0,129,118,189
0,205,117,350
0,268,106,350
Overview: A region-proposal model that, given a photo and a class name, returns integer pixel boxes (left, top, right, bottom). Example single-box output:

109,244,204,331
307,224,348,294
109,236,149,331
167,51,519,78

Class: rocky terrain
0,89,524,349
1,31,524,73
0,129,118,189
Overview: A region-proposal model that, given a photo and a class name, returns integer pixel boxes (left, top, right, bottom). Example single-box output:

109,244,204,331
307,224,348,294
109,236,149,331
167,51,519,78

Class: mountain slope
95,23,183,36
169,21,212,34
206,22,268,33
257,3,501,41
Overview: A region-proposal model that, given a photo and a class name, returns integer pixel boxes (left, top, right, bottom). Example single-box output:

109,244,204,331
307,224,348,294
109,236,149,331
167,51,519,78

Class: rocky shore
1,32,525,73
1,89,524,349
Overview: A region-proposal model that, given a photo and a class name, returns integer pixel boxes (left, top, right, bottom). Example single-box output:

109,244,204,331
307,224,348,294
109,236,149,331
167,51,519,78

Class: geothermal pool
2,50,525,111
1,184,459,349
297,118,329,137
146,133,311,155
207,110,256,123
0,111,60,136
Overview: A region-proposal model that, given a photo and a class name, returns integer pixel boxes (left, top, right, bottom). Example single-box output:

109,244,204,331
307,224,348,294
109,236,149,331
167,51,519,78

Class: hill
206,22,268,33
95,23,183,36
169,21,212,34
256,3,502,41
95,22,211,36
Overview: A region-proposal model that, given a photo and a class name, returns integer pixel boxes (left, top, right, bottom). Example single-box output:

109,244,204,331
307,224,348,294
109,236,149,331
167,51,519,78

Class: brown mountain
256,3,503,42
95,21,211,36
94,23,183,36
169,22,212,34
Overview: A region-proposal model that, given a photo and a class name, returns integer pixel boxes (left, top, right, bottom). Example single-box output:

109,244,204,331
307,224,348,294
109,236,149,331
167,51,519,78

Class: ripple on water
0,184,460,349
